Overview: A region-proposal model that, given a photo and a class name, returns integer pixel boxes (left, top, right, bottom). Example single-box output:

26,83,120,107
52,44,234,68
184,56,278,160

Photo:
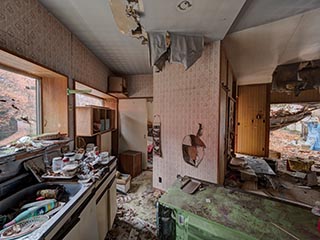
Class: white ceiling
39,0,151,75
39,0,320,76
140,0,246,40
39,0,246,75
224,8,320,85
229,0,320,33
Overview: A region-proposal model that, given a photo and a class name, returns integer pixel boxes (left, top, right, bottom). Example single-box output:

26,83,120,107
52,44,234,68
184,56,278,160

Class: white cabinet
79,198,99,240
63,221,80,240
96,189,109,240
108,179,117,230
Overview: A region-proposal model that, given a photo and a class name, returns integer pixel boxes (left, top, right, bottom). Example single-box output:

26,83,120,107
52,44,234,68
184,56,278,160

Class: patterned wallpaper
126,74,153,98
0,0,111,139
0,0,110,91
153,42,221,190
72,37,110,92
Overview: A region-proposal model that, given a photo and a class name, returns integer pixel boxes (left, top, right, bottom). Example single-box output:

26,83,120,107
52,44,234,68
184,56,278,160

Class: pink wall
153,42,221,190
126,74,153,98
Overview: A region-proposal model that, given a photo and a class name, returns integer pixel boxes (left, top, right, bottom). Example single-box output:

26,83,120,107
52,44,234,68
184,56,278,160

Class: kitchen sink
0,182,83,216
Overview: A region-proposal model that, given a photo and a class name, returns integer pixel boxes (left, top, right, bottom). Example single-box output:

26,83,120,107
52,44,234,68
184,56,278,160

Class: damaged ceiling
224,8,320,85
39,0,320,76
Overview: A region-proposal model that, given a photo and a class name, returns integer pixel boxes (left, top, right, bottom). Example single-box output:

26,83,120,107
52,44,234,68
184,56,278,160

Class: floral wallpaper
153,42,221,190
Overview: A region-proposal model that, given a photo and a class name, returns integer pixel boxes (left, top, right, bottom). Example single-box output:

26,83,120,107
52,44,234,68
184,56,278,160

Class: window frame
0,64,42,140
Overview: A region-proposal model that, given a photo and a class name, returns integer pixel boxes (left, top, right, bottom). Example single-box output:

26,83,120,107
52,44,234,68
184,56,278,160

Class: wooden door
119,99,148,169
236,84,269,156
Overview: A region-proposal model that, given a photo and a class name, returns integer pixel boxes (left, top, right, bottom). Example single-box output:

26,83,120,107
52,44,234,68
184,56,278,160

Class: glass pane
76,93,103,107
0,68,37,146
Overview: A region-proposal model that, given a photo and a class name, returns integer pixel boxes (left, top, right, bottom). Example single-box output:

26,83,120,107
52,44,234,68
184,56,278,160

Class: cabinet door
63,221,80,240
79,198,99,240
108,179,117,230
96,189,109,240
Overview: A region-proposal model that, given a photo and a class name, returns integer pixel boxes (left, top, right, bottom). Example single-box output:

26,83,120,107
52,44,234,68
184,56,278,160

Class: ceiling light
177,0,192,12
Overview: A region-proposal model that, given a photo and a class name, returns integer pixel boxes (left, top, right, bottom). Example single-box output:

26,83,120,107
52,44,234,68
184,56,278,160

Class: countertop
159,178,320,240
18,157,117,240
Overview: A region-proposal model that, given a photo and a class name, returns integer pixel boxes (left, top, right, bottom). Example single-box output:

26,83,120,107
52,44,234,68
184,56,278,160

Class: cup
52,157,63,173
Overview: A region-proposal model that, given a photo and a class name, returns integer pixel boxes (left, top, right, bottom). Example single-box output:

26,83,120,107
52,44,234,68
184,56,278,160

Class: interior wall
126,74,153,98
153,42,221,191
146,100,153,123
118,99,148,169
0,0,111,139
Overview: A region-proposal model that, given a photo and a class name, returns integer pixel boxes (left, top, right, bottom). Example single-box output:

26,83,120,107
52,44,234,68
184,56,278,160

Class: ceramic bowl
62,164,78,176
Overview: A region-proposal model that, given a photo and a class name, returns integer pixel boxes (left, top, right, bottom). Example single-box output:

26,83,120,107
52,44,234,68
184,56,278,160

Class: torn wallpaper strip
170,33,204,70
147,32,168,71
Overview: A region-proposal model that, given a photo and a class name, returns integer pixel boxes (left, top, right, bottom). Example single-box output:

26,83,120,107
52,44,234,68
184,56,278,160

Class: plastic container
52,157,63,173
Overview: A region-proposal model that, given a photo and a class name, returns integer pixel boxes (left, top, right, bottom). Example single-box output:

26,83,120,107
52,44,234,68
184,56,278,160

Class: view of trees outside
0,68,37,146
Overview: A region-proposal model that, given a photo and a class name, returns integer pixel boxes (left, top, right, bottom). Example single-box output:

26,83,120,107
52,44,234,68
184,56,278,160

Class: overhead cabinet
108,77,128,98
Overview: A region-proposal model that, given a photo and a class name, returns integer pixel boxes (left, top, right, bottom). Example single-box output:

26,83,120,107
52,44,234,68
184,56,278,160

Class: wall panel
153,42,220,190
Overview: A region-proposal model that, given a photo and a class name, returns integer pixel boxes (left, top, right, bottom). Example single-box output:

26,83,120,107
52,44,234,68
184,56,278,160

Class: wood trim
265,84,271,156
128,96,153,99
0,63,41,80
0,47,68,78
74,80,117,100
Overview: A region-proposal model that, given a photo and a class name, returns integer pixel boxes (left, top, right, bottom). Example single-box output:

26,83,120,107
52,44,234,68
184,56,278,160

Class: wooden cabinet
119,150,142,178
108,76,128,98
76,106,116,150
76,106,115,136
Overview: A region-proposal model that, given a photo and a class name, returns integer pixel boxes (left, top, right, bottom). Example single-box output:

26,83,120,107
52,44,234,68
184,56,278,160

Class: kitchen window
0,66,41,146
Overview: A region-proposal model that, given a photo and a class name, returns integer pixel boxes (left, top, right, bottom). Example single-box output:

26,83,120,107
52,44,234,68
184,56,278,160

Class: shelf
77,128,116,137
76,106,116,136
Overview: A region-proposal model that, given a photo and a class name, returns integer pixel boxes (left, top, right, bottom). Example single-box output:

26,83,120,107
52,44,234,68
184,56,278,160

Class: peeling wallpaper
153,42,221,190
0,0,110,92
126,74,153,98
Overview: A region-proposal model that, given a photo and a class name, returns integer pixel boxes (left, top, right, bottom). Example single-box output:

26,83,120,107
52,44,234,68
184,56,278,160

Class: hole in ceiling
177,0,193,12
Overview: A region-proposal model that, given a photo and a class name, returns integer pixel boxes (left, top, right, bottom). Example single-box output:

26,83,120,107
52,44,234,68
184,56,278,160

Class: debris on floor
225,153,320,207
106,170,163,240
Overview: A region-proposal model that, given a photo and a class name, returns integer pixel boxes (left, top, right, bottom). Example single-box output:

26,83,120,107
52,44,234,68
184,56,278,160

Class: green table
159,179,320,240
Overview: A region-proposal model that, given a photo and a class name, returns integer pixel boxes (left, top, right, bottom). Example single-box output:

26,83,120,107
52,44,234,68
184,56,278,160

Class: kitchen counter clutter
158,176,320,240
0,149,117,240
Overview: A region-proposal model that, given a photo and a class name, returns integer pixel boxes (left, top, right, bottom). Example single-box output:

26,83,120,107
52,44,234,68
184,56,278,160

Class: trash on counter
3,199,57,228
0,216,49,240
180,178,201,194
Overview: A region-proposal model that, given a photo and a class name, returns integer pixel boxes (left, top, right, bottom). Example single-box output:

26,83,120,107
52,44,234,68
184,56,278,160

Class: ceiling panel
39,0,151,75
229,0,320,33
280,9,320,64
140,0,246,40
39,0,246,75
224,8,320,86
